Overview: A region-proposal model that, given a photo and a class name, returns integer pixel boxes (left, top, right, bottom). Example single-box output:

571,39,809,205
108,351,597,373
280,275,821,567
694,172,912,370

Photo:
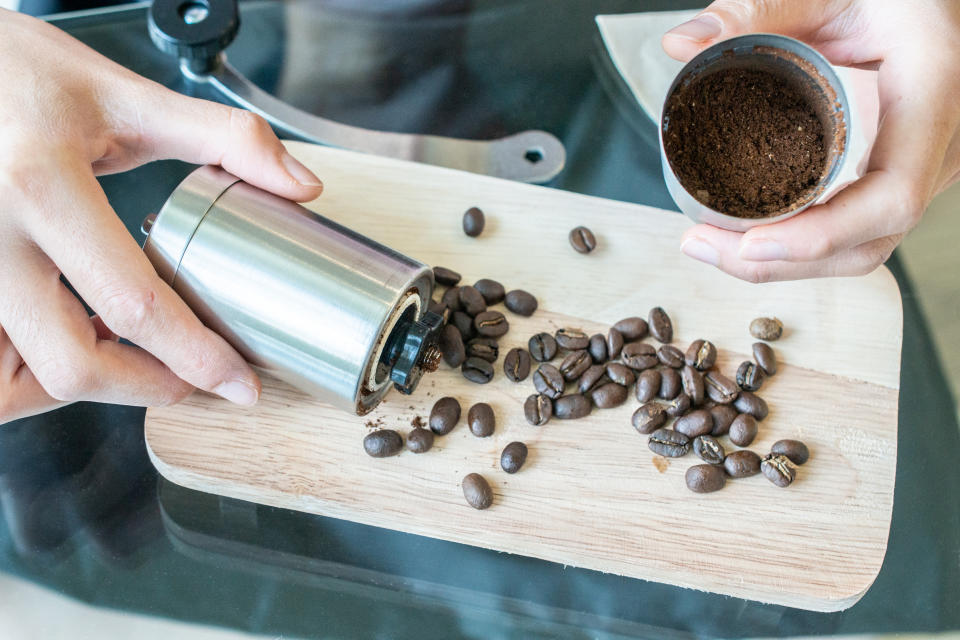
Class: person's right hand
661,0,960,282
0,10,324,425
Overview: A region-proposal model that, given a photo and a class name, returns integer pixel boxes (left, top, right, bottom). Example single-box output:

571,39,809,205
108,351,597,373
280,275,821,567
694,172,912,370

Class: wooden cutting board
145,141,901,612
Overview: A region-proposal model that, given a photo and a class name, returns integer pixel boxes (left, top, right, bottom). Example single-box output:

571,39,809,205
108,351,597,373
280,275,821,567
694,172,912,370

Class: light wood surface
145,142,902,612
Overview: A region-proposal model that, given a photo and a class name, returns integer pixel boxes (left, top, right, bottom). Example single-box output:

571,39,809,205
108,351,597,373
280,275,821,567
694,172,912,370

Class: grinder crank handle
148,0,565,183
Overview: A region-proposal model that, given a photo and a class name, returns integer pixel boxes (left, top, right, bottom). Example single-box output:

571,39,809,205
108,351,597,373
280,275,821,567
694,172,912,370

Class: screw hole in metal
524,147,544,164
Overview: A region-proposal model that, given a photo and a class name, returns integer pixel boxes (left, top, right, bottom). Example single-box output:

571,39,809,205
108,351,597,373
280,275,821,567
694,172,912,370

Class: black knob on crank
148,0,239,73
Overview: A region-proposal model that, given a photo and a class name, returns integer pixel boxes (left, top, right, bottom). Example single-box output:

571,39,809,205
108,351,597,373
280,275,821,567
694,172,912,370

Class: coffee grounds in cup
663,67,827,218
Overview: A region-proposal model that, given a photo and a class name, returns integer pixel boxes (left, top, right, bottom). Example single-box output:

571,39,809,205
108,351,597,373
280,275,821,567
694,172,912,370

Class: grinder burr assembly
142,166,442,415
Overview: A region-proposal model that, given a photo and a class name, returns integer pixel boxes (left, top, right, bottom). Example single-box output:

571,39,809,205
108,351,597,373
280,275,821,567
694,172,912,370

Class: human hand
0,10,323,424
661,0,960,282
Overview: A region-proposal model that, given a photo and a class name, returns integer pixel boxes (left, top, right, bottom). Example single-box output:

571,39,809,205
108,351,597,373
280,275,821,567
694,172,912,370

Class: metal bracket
149,0,565,182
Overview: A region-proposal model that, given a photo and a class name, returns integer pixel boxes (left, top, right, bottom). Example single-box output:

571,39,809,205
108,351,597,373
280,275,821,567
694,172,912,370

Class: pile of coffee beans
364,237,810,507
515,308,808,493
630,316,808,493
429,265,540,387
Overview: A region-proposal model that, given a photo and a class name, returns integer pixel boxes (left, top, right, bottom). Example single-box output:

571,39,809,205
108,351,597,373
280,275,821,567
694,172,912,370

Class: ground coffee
664,66,827,217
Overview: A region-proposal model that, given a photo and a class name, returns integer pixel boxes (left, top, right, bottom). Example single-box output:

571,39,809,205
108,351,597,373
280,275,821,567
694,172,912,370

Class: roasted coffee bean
613,317,648,341
524,394,552,425
704,371,739,404
591,382,628,409
441,286,462,312
440,324,466,367
504,348,532,382
474,310,509,337
658,368,681,399
771,439,809,465
569,226,597,253
433,266,461,287
500,442,528,474
753,342,778,375
686,464,726,493
648,428,690,457
428,299,447,318
533,364,565,399
451,311,475,340
648,307,673,343
554,394,592,419
665,393,691,418
560,350,592,381
462,206,485,237
474,278,505,305
736,360,765,392
462,473,493,509
605,362,635,387
504,290,537,316
606,328,624,359
468,402,496,437
466,337,499,362
588,334,608,363
685,339,717,370
750,317,783,341
632,402,667,434
429,397,461,434
459,286,487,316
657,344,685,368
734,391,769,420
555,328,590,350
693,435,725,465
680,365,705,405
724,450,761,478
729,414,758,446
674,409,713,438
406,427,434,453
462,357,494,384
363,429,403,457
622,342,657,370
761,454,796,487
709,404,738,436
577,365,608,394
528,332,558,362
635,369,661,402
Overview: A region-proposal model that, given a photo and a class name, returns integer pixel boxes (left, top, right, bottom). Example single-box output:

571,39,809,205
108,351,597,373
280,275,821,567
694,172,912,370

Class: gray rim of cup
659,33,852,232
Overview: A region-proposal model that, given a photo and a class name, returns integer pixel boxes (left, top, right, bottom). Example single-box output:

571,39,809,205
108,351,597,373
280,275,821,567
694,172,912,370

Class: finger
90,314,119,342
680,225,899,282
0,325,23,377
735,170,917,263
133,87,323,202
22,161,261,405
0,251,194,413
737,59,954,263
0,365,67,425
661,0,877,65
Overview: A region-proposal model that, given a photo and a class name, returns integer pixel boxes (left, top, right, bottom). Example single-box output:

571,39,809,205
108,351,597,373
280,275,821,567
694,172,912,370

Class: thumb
661,0,835,62
138,89,323,203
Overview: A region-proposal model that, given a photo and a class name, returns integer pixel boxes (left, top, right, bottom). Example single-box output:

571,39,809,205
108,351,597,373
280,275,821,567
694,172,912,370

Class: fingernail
281,152,324,188
665,14,722,42
740,239,788,261
213,380,259,406
681,237,719,267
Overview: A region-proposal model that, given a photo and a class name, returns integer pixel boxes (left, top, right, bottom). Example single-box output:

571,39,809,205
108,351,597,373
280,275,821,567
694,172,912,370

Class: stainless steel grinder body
142,166,437,414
